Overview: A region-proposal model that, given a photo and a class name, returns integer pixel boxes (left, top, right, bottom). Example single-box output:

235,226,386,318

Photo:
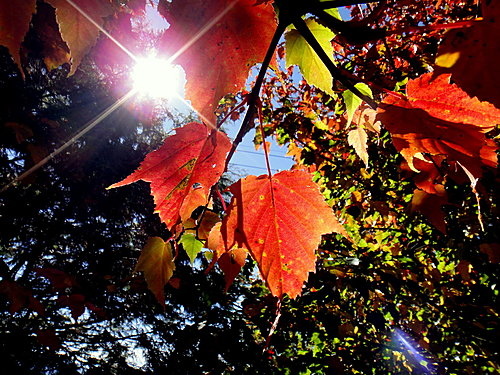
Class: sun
131,56,182,99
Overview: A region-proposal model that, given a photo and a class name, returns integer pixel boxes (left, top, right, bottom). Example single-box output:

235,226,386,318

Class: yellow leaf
285,19,335,95
135,237,175,306
46,0,114,75
347,126,369,167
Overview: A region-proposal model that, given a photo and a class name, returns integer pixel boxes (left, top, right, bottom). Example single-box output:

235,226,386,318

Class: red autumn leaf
93,12,137,70
58,293,86,319
479,243,500,264
159,0,276,123
46,0,114,75
435,1,500,107
401,155,447,196
218,248,247,292
221,170,349,298
410,189,447,233
36,329,61,351
377,73,499,179
0,0,36,72
30,2,71,71
108,122,231,230
36,268,77,290
0,280,45,315
206,222,247,291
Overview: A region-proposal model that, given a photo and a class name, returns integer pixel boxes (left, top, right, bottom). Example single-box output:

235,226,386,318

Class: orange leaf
31,2,71,71
218,248,247,292
221,170,348,298
159,0,276,123
0,0,36,72
196,210,221,240
377,73,499,179
135,237,175,307
206,222,247,291
46,0,114,75
109,122,231,230
410,189,447,233
435,1,500,107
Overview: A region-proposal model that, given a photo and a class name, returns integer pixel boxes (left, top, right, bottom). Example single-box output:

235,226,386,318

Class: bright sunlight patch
132,56,182,99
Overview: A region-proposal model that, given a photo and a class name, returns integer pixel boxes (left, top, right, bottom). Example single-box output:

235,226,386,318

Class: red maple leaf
435,0,500,108
377,73,499,179
109,122,232,230
0,0,37,72
221,170,349,298
159,0,276,123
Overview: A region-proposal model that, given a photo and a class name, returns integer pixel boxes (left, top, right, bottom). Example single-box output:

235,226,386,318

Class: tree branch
224,22,287,171
311,0,384,10
292,17,377,108
311,8,387,44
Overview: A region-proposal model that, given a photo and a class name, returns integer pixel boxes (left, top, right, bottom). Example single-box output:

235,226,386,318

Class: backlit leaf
206,222,247,291
159,0,276,123
218,248,247,292
285,19,335,95
0,0,36,71
343,83,373,126
221,170,348,298
179,233,203,264
435,1,500,107
46,0,114,75
377,73,499,179
135,237,175,306
347,126,369,168
108,122,231,230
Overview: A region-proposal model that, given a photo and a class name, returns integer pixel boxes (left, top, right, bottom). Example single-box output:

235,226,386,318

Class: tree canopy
0,0,498,374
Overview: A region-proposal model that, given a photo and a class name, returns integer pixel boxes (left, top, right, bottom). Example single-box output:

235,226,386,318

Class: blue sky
144,3,295,176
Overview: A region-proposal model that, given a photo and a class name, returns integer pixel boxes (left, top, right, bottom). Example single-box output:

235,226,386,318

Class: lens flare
385,328,438,374
132,56,182,99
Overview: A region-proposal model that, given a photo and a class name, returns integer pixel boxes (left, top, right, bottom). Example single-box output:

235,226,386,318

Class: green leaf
342,82,373,126
285,19,335,95
180,233,203,264
320,0,342,19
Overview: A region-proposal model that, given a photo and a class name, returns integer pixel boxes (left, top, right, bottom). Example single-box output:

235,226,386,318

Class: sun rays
1,0,233,190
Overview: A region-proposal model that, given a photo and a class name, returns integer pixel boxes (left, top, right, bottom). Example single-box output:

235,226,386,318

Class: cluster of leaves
0,42,281,374
0,0,499,373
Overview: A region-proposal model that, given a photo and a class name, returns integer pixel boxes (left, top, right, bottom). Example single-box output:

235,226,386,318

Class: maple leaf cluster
1,0,498,304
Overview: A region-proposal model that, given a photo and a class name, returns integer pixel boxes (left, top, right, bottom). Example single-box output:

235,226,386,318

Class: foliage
0,0,499,373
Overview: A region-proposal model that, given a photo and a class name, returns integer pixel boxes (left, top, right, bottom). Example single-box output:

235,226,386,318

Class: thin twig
224,22,287,171
257,105,273,178
292,17,378,108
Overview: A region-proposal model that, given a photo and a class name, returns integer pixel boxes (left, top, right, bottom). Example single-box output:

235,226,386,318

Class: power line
228,163,280,172
235,149,291,159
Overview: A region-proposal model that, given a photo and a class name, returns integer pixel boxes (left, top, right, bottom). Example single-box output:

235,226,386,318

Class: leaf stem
224,22,287,171
257,106,273,178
